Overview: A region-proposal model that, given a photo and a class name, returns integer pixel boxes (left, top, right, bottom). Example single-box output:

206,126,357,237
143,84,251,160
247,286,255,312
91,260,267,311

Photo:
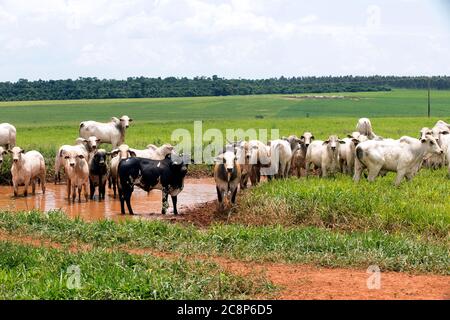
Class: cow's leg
367,165,382,182
67,179,71,201
161,190,169,215
394,170,406,187
118,188,126,214
72,185,77,202
112,177,117,198
171,195,178,215
31,179,36,195
13,180,18,197
231,186,238,205
353,158,364,182
216,186,224,211
89,178,95,200
23,179,29,197
125,193,134,215
83,183,89,202
100,179,106,200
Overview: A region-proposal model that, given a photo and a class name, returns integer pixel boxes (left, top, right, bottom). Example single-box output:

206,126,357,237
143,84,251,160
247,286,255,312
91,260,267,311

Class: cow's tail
356,146,364,163
79,122,85,130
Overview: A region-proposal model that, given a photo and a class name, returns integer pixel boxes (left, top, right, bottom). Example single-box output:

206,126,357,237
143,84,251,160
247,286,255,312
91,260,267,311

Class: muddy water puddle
0,178,217,222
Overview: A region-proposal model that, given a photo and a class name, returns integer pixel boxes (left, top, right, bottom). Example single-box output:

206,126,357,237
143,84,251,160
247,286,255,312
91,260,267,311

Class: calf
10,147,46,197
0,123,16,150
108,144,136,198
118,153,188,215
419,127,445,169
261,139,292,179
54,136,99,183
354,135,443,186
356,118,382,140
89,149,109,200
63,149,89,202
289,132,314,177
214,149,241,211
79,115,132,149
306,135,345,177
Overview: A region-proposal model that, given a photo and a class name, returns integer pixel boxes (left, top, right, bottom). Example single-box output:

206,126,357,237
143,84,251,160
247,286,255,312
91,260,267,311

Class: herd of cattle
0,117,448,215
214,118,450,209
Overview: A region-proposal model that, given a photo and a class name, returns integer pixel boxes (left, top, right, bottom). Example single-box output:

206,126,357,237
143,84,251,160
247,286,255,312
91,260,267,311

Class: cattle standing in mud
214,149,241,211
10,147,46,197
79,116,132,149
108,144,136,198
54,136,99,183
354,135,443,186
118,154,188,215
89,149,109,200
63,149,89,202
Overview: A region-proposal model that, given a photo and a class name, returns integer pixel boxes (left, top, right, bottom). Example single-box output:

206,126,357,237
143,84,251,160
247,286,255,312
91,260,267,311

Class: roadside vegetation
0,241,270,299
0,210,448,275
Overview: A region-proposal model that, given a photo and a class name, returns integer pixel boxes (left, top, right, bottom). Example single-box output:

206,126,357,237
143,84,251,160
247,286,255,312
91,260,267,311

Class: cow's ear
347,134,353,138
352,138,360,145
129,118,133,122
441,130,450,135
8,149,13,153
2,150,7,155
78,155,85,159
128,151,136,157
339,140,346,144
109,149,119,157
96,139,101,143
59,149,64,157
311,136,315,140
111,117,120,123
323,140,329,145
300,136,305,140
20,149,25,153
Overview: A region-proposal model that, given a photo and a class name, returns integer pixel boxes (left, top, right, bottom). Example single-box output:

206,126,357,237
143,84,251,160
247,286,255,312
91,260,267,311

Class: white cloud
0,0,449,81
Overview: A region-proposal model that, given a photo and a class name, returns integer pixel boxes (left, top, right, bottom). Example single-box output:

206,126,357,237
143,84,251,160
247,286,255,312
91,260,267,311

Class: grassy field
0,89,449,299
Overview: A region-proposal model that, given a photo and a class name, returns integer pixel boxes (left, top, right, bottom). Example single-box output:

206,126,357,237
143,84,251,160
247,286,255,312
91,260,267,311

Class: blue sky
0,0,449,81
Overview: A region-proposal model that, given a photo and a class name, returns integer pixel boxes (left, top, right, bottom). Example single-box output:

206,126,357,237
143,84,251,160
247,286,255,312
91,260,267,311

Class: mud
0,178,217,221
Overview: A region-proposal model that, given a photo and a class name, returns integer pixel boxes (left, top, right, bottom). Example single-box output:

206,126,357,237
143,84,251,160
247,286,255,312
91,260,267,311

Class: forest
0,75,449,101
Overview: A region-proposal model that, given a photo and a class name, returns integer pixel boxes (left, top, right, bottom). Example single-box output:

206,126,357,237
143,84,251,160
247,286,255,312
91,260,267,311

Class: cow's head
323,135,345,152
83,136,100,151
0,146,7,165
215,149,237,174
9,147,24,163
109,144,136,159
300,132,314,148
423,135,443,155
93,149,108,167
419,127,433,143
63,150,85,167
119,115,133,129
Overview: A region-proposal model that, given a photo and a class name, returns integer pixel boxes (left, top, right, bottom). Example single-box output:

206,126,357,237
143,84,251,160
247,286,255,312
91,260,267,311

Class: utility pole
427,77,431,118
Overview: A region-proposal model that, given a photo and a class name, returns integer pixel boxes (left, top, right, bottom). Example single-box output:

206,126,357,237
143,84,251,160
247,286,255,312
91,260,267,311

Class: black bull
117,154,188,215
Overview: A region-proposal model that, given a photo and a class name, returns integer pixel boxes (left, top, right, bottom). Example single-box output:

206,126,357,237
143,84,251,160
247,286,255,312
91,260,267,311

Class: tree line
0,75,449,101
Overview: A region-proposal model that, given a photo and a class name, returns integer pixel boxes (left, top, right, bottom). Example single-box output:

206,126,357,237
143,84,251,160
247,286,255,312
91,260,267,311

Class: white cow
438,129,450,176
261,139,292,179
356,118,381,140
62,149,89,202
108,144,137,198
0,146,7,166
354,135,443,186
306,135,345,177
54,136,99,183
0,123,16,149
10,147,46,197
129,144,174,159
79,116,132,148
214,149,241,211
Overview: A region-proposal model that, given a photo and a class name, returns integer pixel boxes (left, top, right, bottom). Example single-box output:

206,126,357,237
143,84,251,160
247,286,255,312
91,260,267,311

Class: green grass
0,241,270,300
236,170,450,239
0,211,448,274
0,89,448,182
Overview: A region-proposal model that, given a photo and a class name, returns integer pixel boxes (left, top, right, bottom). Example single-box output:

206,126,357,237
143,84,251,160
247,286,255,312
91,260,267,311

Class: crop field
0,89,449,299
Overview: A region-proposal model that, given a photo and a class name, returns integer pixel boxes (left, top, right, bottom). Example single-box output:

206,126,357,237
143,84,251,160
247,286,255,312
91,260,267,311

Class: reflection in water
0,178,217,222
